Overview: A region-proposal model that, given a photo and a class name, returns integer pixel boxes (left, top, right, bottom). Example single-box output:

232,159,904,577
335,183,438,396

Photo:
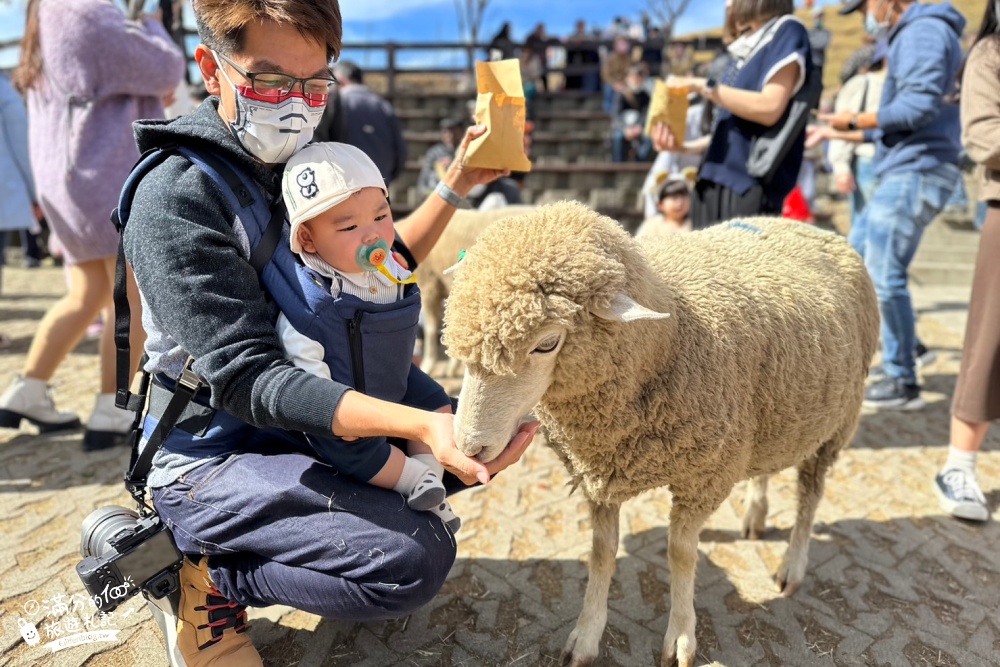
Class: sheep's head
443,201,670,462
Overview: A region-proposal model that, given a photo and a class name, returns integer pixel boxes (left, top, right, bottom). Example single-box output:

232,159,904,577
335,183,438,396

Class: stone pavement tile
3,261,1000,666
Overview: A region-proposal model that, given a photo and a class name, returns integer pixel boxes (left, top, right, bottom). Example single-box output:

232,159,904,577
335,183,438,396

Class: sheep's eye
532,336,560,354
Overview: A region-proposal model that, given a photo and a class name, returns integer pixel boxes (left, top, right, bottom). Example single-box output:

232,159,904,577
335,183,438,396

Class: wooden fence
1,32,725,95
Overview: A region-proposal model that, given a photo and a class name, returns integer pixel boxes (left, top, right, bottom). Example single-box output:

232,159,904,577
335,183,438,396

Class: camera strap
124,356,203,513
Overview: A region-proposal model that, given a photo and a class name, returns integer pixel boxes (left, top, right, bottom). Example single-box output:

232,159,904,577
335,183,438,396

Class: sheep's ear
590,293,671,322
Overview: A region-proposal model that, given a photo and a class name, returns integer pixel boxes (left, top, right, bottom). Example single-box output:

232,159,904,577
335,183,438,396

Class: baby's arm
276,314,331,379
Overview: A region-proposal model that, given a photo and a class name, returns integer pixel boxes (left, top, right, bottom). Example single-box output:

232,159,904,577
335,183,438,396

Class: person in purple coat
0,0,185,450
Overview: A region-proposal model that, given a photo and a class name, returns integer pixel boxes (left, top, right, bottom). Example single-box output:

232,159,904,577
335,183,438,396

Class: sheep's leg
776,437,840,596
740,474,770,540
419,279,444,376
561,501,620,667
663,500,715,667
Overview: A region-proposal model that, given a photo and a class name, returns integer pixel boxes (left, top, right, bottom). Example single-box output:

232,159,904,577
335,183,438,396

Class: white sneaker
934,468,989,522
0,374,81,432
83,393,132,451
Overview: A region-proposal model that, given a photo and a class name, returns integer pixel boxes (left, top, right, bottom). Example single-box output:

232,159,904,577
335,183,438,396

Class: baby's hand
392,251,409,270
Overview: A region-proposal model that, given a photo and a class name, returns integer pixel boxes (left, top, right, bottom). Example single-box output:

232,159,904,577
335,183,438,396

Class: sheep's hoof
662,638,696,667
560,630,597,667
778,577,801,597
775,567,802,597
741,526,764,540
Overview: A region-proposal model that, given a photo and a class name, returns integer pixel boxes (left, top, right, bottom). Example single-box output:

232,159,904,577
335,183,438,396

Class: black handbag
746,65,824,185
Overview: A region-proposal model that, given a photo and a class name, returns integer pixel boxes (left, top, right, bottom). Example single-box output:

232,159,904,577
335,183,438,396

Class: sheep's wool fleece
444,203,880,505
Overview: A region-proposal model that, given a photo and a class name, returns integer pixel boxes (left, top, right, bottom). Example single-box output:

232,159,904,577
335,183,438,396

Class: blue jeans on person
945,175,969,211
603,84,617,114
149,416,457,621
612,129,653,163
975,200,988,231
850,155,877,228
849,163,961,385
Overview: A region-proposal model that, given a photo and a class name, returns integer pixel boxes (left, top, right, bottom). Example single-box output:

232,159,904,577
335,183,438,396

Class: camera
76,506,184,613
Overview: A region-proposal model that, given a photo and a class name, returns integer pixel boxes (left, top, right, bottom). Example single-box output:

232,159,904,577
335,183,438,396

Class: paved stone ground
1,248,998,667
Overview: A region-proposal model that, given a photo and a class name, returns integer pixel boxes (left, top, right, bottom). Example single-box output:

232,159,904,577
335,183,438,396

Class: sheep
416,205,534,377
441,202,879,667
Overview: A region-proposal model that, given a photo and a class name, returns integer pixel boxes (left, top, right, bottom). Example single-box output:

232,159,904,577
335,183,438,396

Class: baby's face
297,187,394,272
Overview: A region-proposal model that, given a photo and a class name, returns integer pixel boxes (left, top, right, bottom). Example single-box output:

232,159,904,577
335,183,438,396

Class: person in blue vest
651,0,815,228
120,0,539,664
279,142,460,532
813,0,966,410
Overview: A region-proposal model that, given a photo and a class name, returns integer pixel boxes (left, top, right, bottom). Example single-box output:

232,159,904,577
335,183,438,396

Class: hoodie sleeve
877,20,956,134
961,41,1000,171
61,1,186,100
124,155,351,438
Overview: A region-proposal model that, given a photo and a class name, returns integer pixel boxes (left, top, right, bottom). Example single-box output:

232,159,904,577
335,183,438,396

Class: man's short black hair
333,60,364,84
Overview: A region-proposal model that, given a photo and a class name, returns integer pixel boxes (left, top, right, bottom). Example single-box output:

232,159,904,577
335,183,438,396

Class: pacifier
356,239,390,272
356,239,416,285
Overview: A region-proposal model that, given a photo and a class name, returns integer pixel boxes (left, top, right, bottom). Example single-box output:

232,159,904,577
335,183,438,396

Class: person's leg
936,203,1000,520
635,136,654,162
20,228,41,268
864,166,958,409
850,156,876,231
0,258,113,431
611,128,627,163
80,258,145,449
151,447,458,620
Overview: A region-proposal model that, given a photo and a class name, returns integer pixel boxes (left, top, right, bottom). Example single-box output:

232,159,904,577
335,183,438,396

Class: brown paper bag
464,59,532,172
644,80,690,142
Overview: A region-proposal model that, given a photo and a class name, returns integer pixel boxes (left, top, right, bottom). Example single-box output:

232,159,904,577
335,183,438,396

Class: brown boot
149,557,262,667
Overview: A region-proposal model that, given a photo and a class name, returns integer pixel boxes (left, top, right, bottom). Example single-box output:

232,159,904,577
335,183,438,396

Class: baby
279,142,460,532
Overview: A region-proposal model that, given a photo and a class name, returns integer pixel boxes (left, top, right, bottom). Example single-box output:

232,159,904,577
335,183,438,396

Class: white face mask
864,0,891,39
213,52,325,164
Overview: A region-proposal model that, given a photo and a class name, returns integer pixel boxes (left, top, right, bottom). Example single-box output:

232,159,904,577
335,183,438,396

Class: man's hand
444,125,511,198
422,412,540,486
805,124,832,150
817,111,855,132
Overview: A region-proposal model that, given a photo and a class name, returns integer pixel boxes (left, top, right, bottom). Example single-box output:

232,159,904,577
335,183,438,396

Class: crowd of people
0,0,995,664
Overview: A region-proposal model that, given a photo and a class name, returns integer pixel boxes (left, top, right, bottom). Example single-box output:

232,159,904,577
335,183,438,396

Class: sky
0,0,846,71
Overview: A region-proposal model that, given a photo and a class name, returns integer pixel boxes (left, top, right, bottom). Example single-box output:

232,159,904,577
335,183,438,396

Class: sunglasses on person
214,51,336,107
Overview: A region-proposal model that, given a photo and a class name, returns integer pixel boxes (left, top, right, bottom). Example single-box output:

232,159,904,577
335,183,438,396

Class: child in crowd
280,142,460,531
636,175,693,239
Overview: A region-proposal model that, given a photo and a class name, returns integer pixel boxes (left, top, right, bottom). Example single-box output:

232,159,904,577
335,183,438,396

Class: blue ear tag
356,239,390,272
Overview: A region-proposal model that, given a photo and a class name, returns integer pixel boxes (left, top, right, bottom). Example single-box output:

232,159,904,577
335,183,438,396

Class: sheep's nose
454,425,484,458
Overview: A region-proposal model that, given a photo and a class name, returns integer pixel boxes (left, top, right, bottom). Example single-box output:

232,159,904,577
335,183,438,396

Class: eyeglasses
214,51,336,106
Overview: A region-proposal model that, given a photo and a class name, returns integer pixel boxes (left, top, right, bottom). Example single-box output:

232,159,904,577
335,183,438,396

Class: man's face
196,20,331,132
871,0,899,27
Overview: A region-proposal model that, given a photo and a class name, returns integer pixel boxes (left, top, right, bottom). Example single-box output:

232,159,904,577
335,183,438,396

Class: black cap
838,0,865,15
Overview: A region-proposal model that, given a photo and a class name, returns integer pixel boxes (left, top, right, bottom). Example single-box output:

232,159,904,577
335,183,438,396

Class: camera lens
80,506,140,558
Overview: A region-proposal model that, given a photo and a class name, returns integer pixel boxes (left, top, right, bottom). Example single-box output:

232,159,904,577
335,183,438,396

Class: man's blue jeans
150,428,458,621
849,163,961,384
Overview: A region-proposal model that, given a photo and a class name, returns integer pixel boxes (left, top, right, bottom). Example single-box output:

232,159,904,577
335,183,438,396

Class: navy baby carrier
110,141,420,509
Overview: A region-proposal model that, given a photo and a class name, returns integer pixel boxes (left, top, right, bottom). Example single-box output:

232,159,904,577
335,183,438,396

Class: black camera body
76,507,184,613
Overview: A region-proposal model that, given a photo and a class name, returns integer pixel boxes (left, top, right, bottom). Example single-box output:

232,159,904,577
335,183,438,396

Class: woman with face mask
0,0,185,448
651,0,813,229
